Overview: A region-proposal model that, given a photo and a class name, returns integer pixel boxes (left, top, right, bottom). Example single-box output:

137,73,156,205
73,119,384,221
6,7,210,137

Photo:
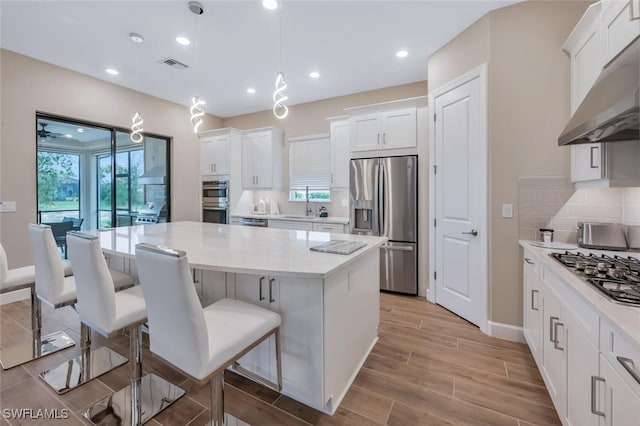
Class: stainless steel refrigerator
350,156,417,295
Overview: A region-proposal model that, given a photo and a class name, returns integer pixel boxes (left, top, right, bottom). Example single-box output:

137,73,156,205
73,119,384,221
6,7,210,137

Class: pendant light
130,32,145,143
188,1,205,133
272,2,288,119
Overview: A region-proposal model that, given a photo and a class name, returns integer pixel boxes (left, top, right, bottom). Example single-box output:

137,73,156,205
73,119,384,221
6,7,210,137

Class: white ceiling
1,1,517,118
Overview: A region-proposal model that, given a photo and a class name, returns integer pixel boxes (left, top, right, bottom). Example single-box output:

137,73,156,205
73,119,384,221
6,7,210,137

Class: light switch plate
0,201,16,212
502,203,513,218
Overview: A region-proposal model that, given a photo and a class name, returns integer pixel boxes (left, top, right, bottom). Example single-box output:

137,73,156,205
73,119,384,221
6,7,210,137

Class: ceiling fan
37,122,64,139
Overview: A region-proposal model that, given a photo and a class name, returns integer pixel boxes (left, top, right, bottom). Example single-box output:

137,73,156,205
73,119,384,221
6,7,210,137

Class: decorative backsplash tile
517,176,630,243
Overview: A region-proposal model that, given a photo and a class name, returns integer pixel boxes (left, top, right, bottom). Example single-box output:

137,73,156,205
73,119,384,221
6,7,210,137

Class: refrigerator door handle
374,163,380,235
381,244,414,251
379,161,385,236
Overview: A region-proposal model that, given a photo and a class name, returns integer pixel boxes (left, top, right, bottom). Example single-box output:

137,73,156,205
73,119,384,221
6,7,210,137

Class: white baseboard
487,321,525,343
0,288,30,305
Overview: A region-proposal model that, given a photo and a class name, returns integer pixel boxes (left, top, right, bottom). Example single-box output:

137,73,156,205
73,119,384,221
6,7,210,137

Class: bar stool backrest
27,224,65,303
66,232,117,334
135,243,208,378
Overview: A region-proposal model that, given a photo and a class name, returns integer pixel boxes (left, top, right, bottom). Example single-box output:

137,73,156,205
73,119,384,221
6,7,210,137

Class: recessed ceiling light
129,32,144,44
396,50,409,58
262,0,278,10
246,87,256,94
77,128,84,133
106,68,119,75
309,71,320,79
176,36,191,46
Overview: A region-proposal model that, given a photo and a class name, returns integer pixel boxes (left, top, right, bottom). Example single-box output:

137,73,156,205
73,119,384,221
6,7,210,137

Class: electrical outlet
502,203,513,218
0,201,16,212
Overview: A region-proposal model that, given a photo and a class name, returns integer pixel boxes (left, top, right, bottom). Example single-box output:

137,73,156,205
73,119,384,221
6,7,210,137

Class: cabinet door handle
377,133,380,145
590,376,606,417
213,163,217,172
590,146,599,169
211,163,214,172
269,278,276,303
531,289,539,311
549,316,559,342
524,258,534,265
553,321,564,350
383,133,386,144
259,276,265,301
331,173,334,184
617,356,640,385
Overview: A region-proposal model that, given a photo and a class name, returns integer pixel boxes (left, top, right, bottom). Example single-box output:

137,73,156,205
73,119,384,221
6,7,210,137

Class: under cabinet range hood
558,38,640,146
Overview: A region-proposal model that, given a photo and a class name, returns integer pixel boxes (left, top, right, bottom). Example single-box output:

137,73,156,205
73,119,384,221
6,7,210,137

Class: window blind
289,135,331,190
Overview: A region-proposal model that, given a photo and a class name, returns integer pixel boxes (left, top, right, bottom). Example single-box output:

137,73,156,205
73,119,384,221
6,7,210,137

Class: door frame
427,63,489,333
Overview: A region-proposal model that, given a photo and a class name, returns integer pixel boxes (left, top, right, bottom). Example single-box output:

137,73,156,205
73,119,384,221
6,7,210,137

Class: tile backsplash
518,176,640,243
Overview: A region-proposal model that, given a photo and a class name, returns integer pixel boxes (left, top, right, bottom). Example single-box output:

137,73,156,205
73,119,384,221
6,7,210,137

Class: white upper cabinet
601,0,640,66
242,127,283,189
329,118,350,188
199,128,240,178
349,108,417,153
345,97,425,158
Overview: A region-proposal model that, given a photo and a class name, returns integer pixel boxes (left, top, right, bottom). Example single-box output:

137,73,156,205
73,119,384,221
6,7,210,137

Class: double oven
202,180,228,224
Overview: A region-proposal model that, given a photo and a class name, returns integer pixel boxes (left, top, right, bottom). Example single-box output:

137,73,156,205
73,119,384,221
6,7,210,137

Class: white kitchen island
87,221,386,415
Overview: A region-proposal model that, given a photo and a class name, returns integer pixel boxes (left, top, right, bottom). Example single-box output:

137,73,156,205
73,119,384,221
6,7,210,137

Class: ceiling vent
158,58,189,70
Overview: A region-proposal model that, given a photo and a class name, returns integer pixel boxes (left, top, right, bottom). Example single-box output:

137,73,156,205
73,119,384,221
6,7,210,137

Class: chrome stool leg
211,372,225,426
84,324,185,425
0,288,75,370
40,323,128,393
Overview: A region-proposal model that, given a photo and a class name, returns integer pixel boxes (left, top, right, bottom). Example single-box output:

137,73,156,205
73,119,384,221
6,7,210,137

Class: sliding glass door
36,114,170,230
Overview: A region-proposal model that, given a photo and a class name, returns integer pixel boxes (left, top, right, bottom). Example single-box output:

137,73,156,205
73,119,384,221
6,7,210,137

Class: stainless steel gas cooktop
550,251,640,306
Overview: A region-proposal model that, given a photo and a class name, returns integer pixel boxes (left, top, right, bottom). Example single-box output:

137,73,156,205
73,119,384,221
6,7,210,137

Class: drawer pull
553,321,564,350
549,316,559,343
531,289,539,311
524,257,534,265
259,276,265,301
617,356,640,385
269,278,276,303
591,376,605,417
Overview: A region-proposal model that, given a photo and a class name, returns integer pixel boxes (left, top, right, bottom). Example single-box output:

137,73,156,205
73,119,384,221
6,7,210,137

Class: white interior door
431,65,487,329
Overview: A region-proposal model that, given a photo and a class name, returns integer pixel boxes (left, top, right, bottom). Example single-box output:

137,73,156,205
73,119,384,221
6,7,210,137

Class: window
289,134,331,202
37,151,80,223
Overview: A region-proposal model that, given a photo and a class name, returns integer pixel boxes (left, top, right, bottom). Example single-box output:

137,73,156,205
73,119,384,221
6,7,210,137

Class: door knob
462,229,478,237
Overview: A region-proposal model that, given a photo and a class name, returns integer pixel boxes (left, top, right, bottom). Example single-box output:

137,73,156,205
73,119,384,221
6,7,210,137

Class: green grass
39,200,79,211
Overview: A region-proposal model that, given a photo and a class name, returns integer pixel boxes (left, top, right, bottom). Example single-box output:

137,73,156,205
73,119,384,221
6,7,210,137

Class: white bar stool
66,232,185,425
135,243,282,426
27,223,133,393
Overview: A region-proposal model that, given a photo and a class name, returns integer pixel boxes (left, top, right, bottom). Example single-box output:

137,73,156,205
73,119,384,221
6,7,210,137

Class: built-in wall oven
202,180,228,224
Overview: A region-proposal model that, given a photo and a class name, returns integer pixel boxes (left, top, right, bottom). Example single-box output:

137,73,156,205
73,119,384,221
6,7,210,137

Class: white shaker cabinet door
380,107,417,149
572,143,603,182
350,113,381,152
330,119,350,188
601,0,640,66
565,323,600,426
599,355,640,426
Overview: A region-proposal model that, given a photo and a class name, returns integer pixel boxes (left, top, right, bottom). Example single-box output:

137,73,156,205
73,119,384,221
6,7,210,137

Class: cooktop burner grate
550,251,640,306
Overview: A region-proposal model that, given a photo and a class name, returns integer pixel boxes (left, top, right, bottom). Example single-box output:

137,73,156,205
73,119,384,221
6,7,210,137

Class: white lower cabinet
312,222,346,233
231,273,324,407
523,252,543,365
598,353,640,426
522,250,606,426
268,219,313,231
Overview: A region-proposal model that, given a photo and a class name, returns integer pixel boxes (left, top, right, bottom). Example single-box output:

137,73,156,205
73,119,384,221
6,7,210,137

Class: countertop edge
231,214,350,225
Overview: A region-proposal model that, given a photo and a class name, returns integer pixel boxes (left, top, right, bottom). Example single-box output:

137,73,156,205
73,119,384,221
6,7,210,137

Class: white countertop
231,213,350,225
520,240,640,349
91,221,384,278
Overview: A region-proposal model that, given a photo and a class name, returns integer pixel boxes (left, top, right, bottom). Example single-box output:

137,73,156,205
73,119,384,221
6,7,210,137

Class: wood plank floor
0,292,558,425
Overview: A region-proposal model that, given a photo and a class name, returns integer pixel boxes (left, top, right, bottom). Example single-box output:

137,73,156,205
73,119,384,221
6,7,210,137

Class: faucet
305,186,314,217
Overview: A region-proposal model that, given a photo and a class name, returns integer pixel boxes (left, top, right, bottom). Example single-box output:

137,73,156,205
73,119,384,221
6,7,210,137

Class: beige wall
0,49,222,267
427,1,589,327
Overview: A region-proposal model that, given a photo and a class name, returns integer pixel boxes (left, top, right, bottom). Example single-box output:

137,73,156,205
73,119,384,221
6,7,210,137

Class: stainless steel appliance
558,38,639,145
202,180,228,224
240,217,268,227
350,156,417,295
136,202,165,224
551,251,640,306
578,222,627,251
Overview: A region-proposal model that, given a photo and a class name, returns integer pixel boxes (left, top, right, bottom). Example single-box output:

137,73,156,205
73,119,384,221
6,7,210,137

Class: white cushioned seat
62,259,73,277
2,265,36,291
135,243,282,424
